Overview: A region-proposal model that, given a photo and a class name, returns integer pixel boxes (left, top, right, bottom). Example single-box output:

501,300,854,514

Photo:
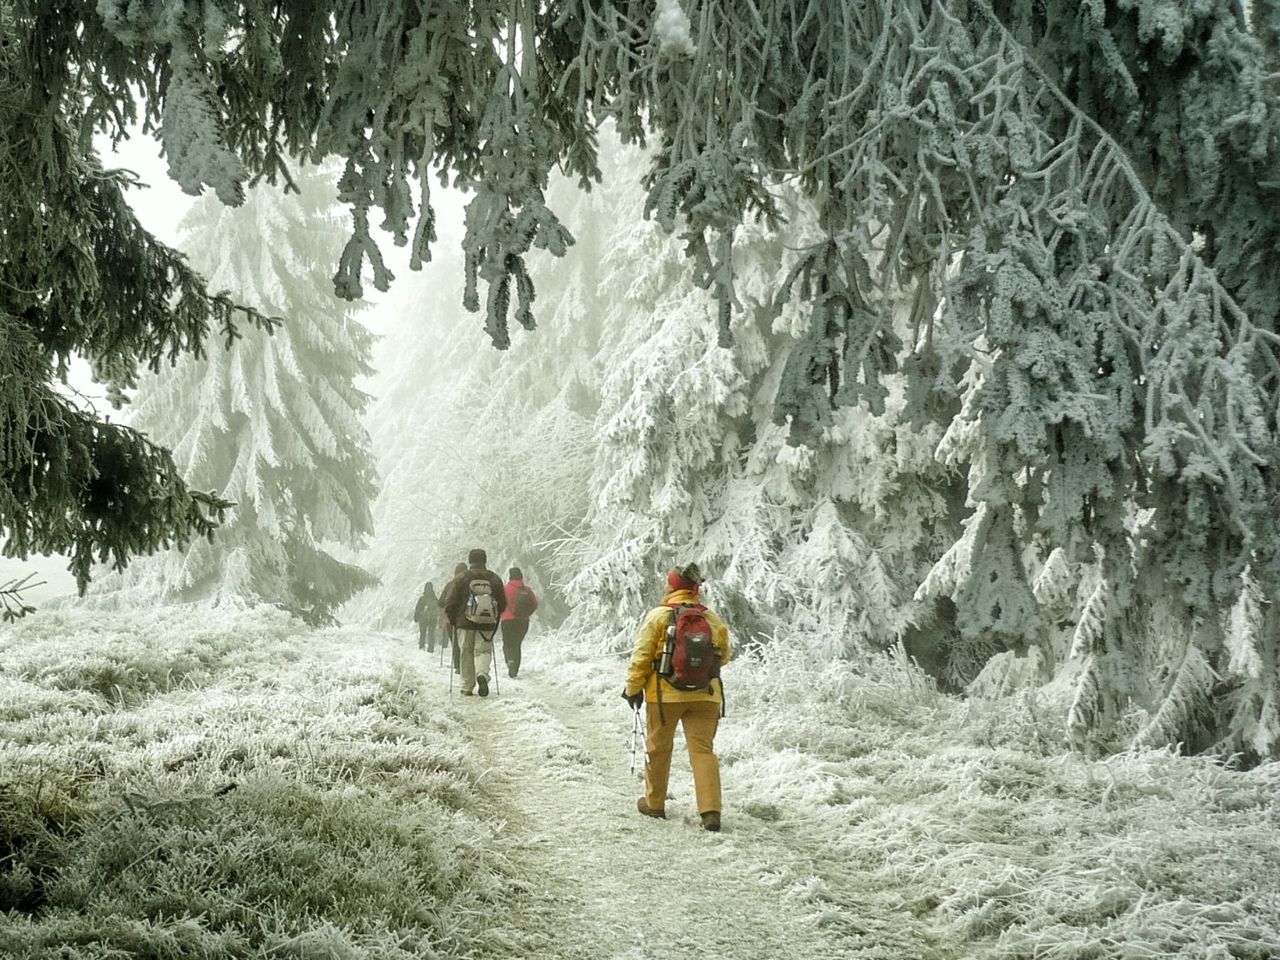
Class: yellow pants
644,699,721,815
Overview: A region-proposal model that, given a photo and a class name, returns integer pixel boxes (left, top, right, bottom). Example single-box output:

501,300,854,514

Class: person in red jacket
501,566,539,678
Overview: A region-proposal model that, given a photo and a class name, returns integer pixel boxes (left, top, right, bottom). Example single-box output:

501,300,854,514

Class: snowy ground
2,607,1278,959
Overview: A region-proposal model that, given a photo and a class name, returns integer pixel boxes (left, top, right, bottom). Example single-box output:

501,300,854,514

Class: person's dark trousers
450,626,461,672
500,619,530,677
418,621,437,651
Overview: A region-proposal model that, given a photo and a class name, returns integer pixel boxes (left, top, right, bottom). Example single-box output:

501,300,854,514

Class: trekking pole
490,637,500,697
629,705,643,777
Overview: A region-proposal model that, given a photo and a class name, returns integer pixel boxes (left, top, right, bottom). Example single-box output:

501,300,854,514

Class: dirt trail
417,647,904,960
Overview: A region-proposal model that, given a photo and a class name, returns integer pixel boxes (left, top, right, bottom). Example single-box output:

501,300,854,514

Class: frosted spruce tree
549,138,966,663
115,166,378,624
895,1,1280,757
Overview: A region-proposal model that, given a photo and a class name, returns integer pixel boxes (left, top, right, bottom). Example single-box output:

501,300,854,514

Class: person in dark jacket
438,562,467,672
443,549,506,697
413,581,439,651
500,567,539,678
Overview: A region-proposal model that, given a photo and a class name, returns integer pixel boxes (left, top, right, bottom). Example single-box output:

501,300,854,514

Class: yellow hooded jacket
625,588,731,705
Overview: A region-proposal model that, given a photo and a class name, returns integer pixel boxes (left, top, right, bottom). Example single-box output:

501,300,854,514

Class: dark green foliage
0,318,233,590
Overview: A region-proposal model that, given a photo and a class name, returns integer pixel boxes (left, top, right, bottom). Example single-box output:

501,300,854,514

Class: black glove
622,688,644,709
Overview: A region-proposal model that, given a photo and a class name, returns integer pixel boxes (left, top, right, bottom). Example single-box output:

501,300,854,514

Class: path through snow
409,639,932,960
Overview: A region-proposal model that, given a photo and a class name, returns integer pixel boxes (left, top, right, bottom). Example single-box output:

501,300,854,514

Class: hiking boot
460,689,474,697
700,811,721,832
507,662,518,679
477,676,489,698
636,798,666,820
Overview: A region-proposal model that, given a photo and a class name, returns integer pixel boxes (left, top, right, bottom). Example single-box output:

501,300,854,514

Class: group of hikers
412,548,540,695
413,552,732,832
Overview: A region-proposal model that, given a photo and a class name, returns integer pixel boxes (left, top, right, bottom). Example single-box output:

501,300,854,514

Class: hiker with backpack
500,567,539,678
443,548,506,697
438,562,468,672
621,563,731,832
413,581,439,652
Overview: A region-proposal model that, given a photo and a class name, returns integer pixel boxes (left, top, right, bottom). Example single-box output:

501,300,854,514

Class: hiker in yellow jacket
622,563,731,832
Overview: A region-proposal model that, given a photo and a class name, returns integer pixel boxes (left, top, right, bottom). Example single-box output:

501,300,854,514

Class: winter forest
3,1,1280,958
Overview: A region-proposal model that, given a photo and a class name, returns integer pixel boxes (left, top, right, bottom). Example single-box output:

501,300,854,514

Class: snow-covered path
416,646,931,960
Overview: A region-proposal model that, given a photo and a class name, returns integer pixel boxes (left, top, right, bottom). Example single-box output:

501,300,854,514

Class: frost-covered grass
560,636,1280,960
0,605,508,959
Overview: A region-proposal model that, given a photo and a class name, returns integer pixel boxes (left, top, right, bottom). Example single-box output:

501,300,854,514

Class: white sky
104,128,195,246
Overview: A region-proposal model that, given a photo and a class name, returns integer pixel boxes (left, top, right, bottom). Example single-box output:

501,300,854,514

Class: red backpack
658,604,720,690
512,584,537,618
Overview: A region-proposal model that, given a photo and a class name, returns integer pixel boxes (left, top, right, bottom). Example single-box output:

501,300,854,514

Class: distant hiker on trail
443,549,506,697
501,567,539,678
622,563,731,832
439,562,468,672
413,581,438,652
